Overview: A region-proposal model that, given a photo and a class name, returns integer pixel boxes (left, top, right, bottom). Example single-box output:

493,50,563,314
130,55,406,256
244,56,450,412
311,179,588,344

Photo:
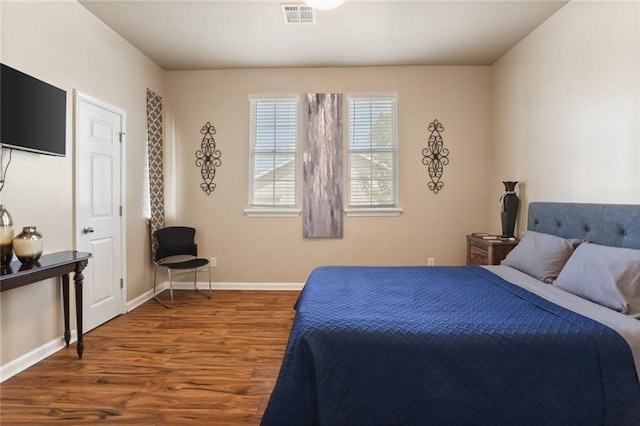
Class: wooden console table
1,250,92,359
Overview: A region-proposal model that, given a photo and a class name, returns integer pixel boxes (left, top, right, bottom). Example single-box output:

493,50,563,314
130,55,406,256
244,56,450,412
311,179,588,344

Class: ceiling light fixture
304,0,345,10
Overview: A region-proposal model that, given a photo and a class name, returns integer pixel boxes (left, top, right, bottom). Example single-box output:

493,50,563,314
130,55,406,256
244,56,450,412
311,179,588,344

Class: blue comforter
261,266,640,426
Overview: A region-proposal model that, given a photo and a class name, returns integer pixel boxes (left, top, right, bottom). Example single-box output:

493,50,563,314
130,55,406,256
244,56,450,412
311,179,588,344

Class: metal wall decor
421,119,449,194
195,122,222,195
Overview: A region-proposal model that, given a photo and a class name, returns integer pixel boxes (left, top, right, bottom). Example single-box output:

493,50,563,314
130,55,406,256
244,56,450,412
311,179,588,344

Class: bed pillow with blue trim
501,231,581,283
554,242,640,316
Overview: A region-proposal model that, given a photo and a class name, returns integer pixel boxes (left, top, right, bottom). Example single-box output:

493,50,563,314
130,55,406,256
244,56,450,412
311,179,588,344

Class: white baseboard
0,331,78,383
126,287,157,311
1,282,303,383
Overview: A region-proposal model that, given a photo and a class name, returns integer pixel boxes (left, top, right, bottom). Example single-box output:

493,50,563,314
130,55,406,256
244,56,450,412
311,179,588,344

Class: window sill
344,207,403,217
244,208,301,218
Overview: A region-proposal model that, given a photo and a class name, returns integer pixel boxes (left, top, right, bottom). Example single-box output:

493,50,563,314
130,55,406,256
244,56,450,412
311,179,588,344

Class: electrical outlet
210,257,217,268
427,258,435,266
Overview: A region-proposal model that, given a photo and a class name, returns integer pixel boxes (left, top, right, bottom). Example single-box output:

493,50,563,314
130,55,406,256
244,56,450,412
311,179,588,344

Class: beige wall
165,66,493,283
0,1,164,365
491,0,640,235
2,0,639,375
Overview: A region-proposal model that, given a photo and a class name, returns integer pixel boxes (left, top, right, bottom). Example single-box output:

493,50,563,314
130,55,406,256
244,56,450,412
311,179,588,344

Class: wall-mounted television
1,63,67,157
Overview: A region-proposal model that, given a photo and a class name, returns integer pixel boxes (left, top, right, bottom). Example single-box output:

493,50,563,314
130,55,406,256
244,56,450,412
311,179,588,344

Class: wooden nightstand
466,235,518,266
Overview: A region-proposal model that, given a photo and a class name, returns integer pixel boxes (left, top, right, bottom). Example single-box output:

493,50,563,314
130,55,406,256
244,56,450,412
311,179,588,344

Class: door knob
82,226,95,234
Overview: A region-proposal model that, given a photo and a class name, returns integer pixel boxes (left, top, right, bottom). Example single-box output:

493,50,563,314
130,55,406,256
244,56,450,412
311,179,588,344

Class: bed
261,202,640,426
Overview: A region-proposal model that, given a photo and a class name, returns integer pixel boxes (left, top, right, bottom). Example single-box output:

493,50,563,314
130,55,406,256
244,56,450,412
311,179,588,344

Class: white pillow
554,242,640,316
501,231,581,283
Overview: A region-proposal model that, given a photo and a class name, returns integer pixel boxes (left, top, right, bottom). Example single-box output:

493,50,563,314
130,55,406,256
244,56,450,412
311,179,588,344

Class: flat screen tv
1,63,67,157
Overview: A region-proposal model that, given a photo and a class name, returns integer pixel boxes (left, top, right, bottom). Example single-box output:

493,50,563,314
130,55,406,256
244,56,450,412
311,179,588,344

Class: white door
75,92,126,333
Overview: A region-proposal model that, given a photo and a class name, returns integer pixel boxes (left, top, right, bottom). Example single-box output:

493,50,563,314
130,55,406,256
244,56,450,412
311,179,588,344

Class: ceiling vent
281,4,316,25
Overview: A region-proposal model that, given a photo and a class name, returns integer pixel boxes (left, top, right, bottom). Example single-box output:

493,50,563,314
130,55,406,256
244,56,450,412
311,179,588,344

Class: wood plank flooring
0,290,299,425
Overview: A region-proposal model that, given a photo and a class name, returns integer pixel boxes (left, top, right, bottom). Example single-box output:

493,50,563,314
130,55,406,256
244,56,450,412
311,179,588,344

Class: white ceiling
80,0,568,71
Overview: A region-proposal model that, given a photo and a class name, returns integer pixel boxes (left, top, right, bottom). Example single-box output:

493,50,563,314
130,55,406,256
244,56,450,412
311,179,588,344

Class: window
347,94,399,212
248,96,299,214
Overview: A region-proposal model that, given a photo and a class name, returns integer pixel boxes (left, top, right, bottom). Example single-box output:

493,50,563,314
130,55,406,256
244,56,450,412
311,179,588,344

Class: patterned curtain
146,88,165,260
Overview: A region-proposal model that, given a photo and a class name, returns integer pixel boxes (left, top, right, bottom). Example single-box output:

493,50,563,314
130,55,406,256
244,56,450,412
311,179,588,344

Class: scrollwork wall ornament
195,122,222,195
421,119,449,194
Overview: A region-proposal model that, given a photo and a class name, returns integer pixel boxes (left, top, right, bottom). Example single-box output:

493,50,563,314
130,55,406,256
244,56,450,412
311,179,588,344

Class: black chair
153,226,212,308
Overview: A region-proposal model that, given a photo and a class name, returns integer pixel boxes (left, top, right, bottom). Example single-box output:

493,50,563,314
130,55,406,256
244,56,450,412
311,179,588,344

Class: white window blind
249,97,298,208
348,95,398,208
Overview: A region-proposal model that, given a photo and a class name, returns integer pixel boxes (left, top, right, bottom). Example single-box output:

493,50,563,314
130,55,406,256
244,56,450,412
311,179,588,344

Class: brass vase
0,204,14,265
13,226,44,264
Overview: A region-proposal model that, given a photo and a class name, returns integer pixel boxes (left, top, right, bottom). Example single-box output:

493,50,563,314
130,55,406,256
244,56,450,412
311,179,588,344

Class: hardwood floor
0,290,299,425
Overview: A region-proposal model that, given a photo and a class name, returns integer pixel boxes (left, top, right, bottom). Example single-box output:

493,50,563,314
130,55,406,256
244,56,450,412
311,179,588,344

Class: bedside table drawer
466,235,518,266
468,245,488,265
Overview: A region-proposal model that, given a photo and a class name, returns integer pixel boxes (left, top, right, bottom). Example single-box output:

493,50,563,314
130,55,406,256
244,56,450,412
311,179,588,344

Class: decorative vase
499,181,519,238
13,226,44,264
0,204,14,265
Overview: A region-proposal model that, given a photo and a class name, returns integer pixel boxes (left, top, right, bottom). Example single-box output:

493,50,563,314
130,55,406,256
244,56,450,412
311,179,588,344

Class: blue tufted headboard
527,202,640,250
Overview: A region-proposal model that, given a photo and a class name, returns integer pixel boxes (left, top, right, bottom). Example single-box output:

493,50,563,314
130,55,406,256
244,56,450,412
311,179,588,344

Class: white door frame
74,90,127,316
